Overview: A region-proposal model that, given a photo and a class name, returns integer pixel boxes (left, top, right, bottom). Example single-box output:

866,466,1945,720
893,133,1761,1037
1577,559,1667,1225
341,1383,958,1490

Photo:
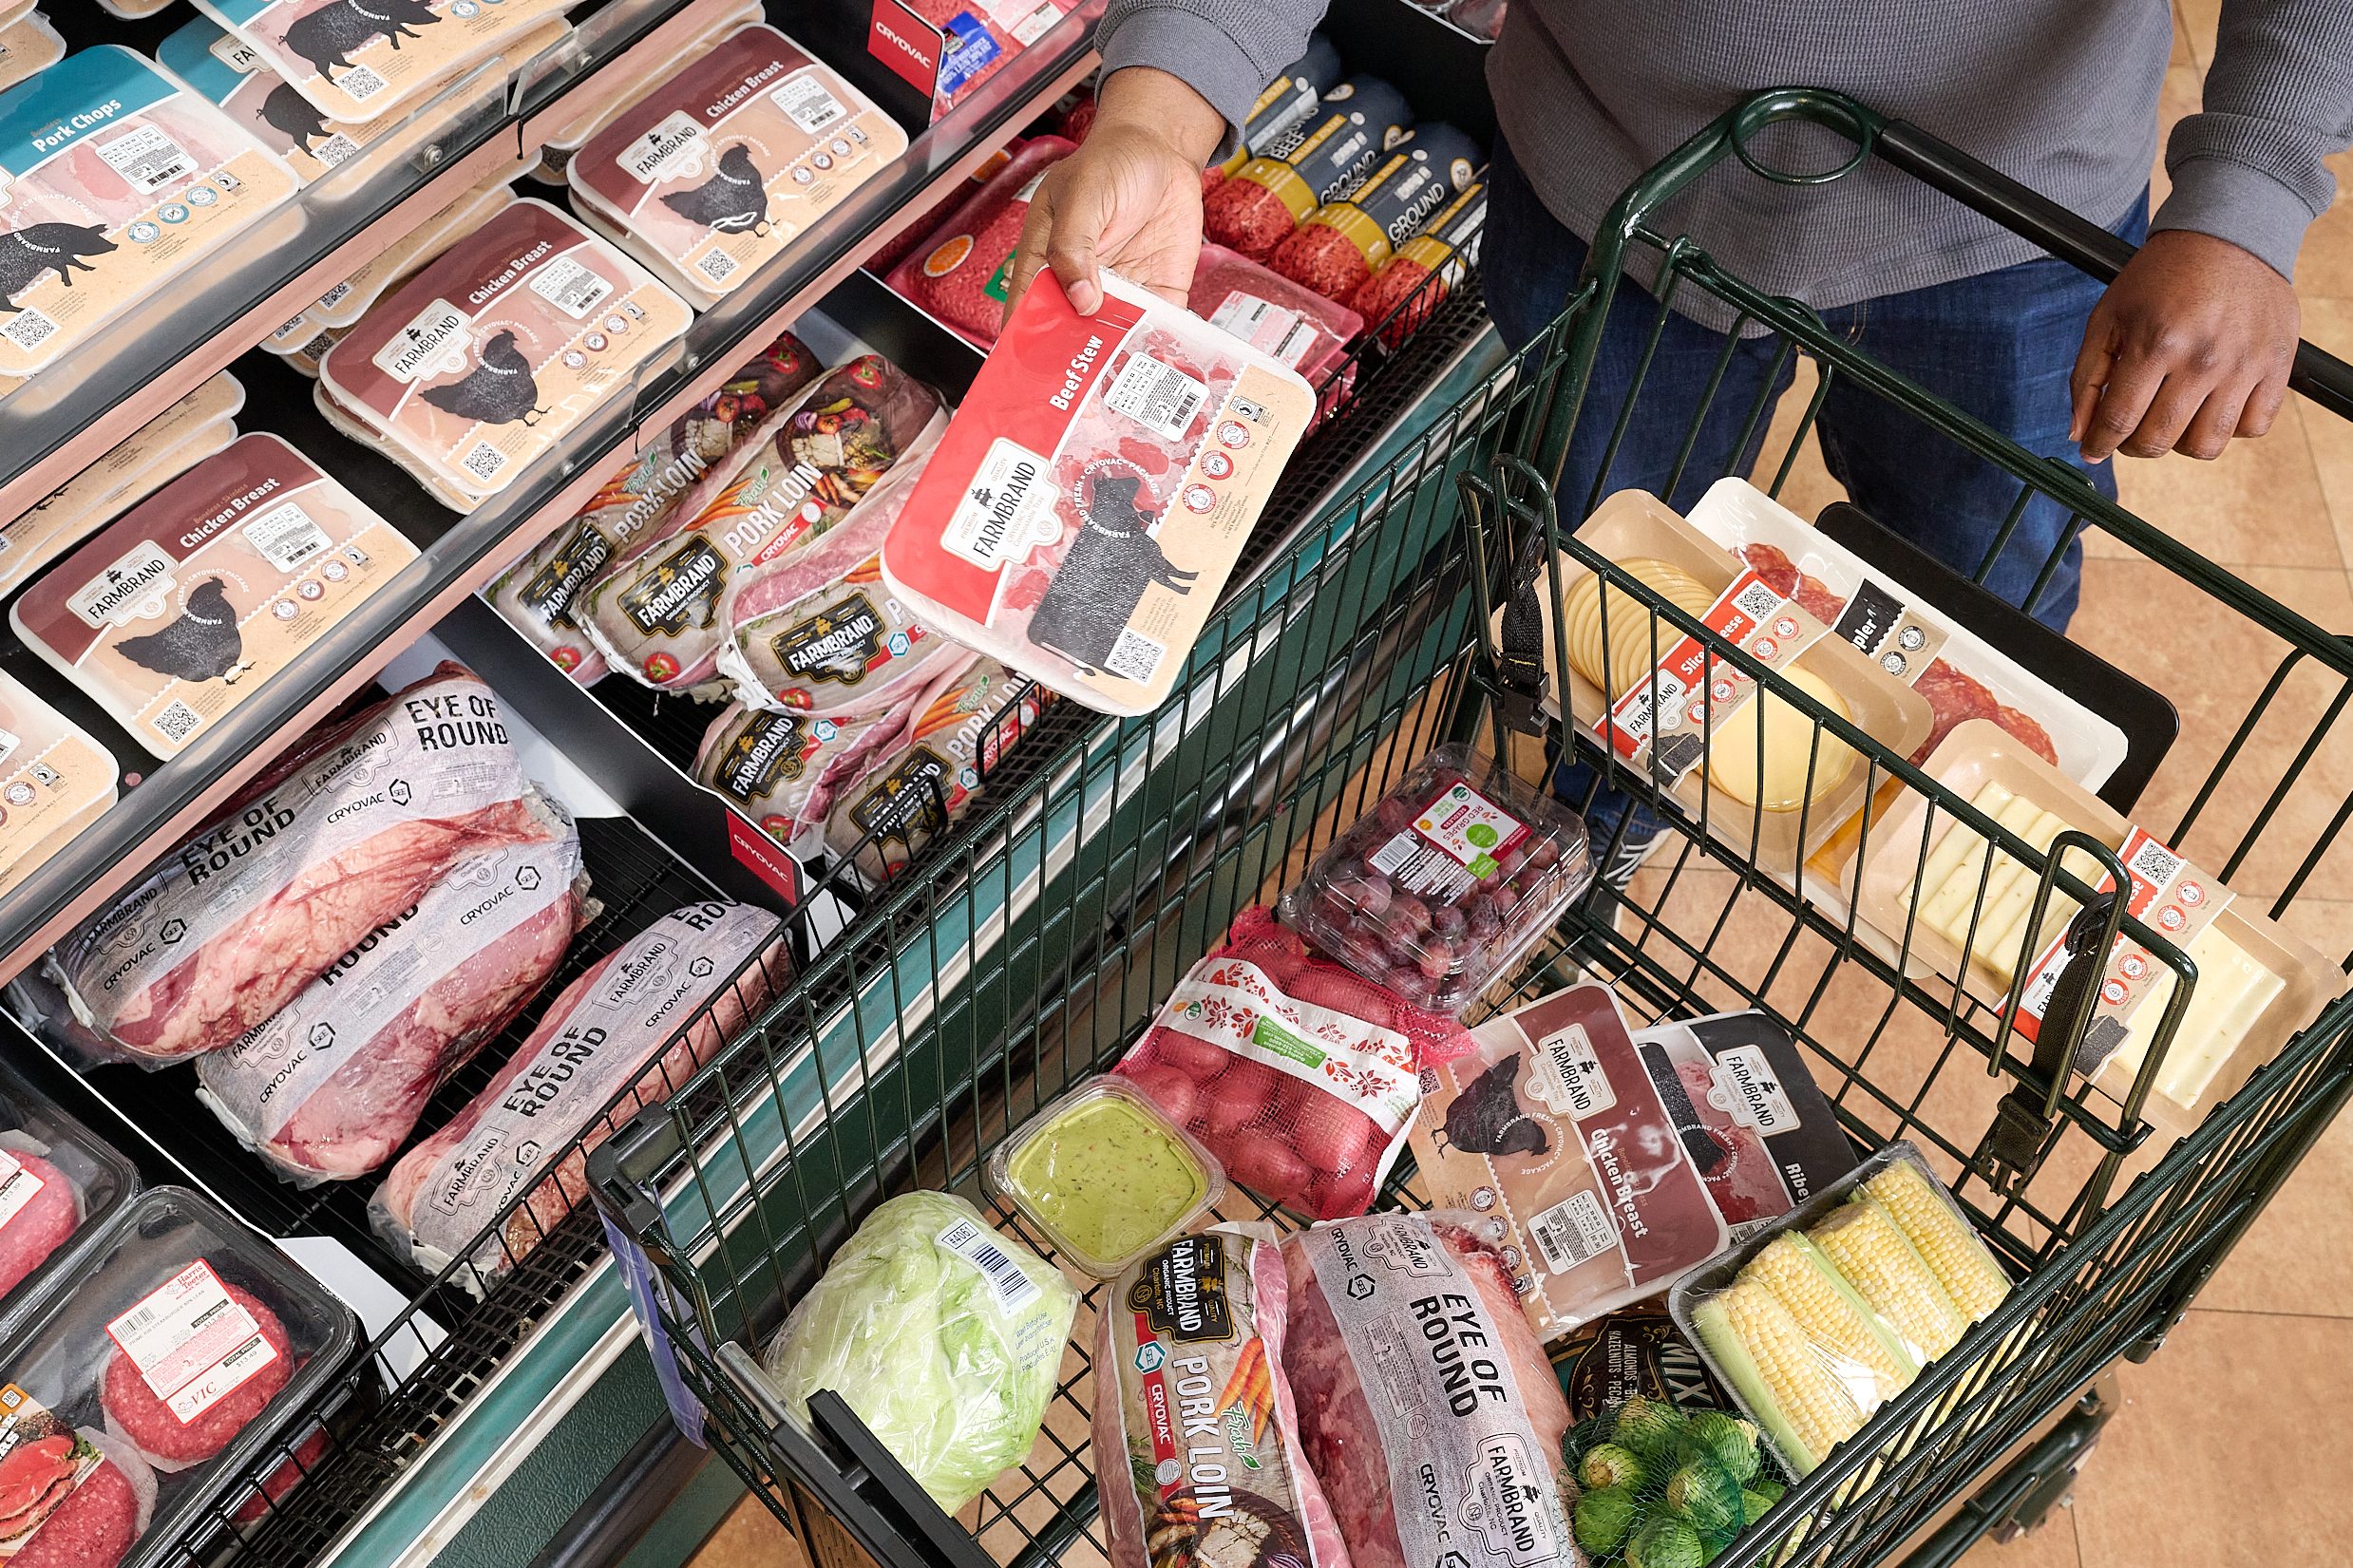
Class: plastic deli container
0,47,298,379
883,136,1074,349
9,433,419,759
192,0,571,124
0,1055,140,1317
0,669,120,900
882,269,1317,716
320,198,693,505
984,1076,1224,1277
1280,744,1592,1012
0,1185,357,1568
569,23,908,306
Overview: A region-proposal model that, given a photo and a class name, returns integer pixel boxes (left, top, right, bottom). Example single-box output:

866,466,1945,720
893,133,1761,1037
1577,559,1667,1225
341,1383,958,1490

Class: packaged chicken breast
311,177,516,331
192,0,573,124
9,433,419,759
320,198,693,505
532,0,765,181
568,23,907,306
0,669,119,899
0,47,298,379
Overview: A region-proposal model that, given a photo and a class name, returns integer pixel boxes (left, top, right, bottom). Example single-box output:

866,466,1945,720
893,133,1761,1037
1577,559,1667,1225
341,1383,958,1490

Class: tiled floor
685,9,2351,1565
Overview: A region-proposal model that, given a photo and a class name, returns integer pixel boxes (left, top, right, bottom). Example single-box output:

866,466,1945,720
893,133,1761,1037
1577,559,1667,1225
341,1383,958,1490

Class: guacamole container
984,1076,1224,1277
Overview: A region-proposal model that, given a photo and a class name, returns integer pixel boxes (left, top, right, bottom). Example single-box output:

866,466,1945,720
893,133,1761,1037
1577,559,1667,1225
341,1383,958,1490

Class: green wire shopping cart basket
589,87,2353,1568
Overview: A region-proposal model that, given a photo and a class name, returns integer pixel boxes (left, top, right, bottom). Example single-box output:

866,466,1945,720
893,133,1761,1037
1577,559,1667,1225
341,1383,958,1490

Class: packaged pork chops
0,669,120,901
0,1185,353,1568
319,198,693,506
371,899,787,1290
159,15,381,183
45,662,551,1067
194,793,593,1186
9,433,420,759
0,1055,140,1313
568,23,908,306
692,695,927,847
192,0,573,125
583,353,946,690
882,270,1316,716
820,654,1045,879
0,47,298,380
486,329,823,683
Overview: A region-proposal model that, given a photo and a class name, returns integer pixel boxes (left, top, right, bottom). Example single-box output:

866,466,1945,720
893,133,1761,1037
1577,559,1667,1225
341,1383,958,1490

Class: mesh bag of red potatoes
1113,905,1471,1219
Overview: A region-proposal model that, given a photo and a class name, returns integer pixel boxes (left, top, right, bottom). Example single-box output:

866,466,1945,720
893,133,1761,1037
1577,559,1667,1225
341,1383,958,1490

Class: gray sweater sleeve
1095,0,1332,162
2154,0,2353,277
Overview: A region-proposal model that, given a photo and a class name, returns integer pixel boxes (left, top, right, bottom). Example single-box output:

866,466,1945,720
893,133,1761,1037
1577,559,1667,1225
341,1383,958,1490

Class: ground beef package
883,136,1075,348
1349,179,1485,346
819,654,1044,879
1202,76,1413,261
896,0,1074,120
1187,244,1363,409
0,1056,140,1313
881,269,1316,716
0,669,119,901
1211,32,1344,179
1268,124,1482,302
863,136,1024,274
193,0,572,124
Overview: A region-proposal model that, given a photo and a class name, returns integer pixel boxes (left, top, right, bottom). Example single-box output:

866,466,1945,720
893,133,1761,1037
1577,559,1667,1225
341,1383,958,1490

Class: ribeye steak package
193,0,573,124
0,670,119,900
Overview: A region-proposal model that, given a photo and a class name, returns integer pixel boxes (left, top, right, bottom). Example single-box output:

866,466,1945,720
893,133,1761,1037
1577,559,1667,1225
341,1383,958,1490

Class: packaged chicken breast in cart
0,669,119,900
193,0,573,125
9,433,419,759
0,47,298,379
882,269,1316,716
320,198,693,506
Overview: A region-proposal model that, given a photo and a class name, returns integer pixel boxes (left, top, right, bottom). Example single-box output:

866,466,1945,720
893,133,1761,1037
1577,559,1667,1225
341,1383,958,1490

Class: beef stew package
370,899,787,1291
692,697,918,847
568,23,907,306
1114,905,1460,1219
485,329,824,684
193,792,593,1186
0,669,120,900
0,1054,141,1314
882,269,1315,716
1092,1225,1348,1568
0,47,298,379
0,1185,355,1568
882,136,1073,349
10,433,420,759
1280,1213,1577,1568
819,654,1043,879
192,0,572,124
44,661,549,1067
583,353,946,691
1268,124,1482,303
1202,76,1413,261
319,198,693,505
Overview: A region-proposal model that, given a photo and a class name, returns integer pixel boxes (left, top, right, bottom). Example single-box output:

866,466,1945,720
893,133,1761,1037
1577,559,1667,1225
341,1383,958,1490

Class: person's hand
1003,66,1227,322
2070,228,2300,463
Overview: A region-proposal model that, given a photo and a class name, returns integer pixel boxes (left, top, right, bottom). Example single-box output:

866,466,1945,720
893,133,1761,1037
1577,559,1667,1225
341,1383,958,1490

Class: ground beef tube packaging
1268,124,1482,302
1202,76,1413,261
569,23,907,305
193,0,573,125
881,270,1316,716
10,433,419,759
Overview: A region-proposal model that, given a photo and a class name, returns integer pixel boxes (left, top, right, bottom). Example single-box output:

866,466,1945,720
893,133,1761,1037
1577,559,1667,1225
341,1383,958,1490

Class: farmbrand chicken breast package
193,0,573,125
0,47,297,379
320,198,693,505
568,23,907,306
10,433,418,759
882,269,1316,716
0,669,119,900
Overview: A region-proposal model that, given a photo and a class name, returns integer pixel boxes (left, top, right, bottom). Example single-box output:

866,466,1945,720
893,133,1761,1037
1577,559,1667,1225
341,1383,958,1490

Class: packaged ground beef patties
0,669,119,900
0,1054,140,1312
1202,77,1412,261
820,654,1044,879
881,270,1316,716
1268,125,1482,302
569,23,907,305
1348,179,1485,346
1187,243,1363,413
193,0,573,124
692,697,920,847
884,136,1074,348
9,433,419,759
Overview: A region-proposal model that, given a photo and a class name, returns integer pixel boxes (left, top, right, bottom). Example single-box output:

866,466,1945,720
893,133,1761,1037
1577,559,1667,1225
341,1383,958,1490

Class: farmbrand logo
623,112,708,184
943,437,1057,572
70,544,178,628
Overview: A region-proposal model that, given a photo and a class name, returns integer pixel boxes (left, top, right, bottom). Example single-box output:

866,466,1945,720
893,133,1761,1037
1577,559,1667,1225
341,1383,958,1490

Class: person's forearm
1096,0,1330,162
2156,0,2353,277
1096,66,1229,168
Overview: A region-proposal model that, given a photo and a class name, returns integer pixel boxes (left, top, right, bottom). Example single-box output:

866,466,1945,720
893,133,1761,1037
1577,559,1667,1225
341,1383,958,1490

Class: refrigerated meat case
0,3,1511,1566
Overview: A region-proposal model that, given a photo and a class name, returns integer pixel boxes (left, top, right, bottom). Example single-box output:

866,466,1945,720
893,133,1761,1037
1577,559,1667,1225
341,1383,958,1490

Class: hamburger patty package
0,670,120,900
881,270,1315,716
883,136,1074,348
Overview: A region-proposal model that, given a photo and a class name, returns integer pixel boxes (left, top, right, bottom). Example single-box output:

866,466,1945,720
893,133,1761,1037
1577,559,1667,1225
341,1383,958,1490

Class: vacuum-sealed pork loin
194,795,593,1184
692,695,927,846
821,656,1043,879
45,663,548,1066
370,900,786,1286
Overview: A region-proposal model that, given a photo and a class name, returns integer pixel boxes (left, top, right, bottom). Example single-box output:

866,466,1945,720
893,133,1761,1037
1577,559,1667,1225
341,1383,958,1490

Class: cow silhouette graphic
0,223,115,313
1028,474,1195,676
659,144,769,235
420,331,545,425
286,0,440,83
260,80,332,149
115,578,252,685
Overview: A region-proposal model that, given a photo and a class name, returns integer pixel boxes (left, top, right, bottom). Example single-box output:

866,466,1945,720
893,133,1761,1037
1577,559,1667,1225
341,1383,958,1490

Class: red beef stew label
106,1260,277,1421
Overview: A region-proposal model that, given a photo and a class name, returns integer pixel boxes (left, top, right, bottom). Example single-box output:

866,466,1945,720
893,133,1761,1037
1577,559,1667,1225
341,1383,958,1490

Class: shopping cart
588,87,2353,1568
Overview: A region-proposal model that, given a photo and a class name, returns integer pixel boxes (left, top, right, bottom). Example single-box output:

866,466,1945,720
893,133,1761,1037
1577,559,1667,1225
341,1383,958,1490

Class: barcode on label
339,65,389,102
694,248,739,287
770,73,845,134
936,1218,1041,1313
1733,580,1780,621
106,1259,276,1421
2129,838,2182,886
528,255,616,319
460,442,508,483
95,125,195,195
1104,627,1165,684
1528,1189,1615,1274
241,500,331,572
1104,351,1207,443
2,309,57,351
152,699,204,745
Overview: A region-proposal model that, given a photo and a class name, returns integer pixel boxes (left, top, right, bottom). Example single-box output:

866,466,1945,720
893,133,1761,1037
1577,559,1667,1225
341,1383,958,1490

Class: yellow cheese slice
1704,665,1856,812
2109,923,2285,1105
1563,557,1717,696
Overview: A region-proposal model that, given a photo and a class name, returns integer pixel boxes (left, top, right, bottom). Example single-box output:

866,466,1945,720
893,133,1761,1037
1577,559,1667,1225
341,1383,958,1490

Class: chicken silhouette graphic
115,577,252,685
419,331,545,425
659,144,770,235
1436,1052,1549,1157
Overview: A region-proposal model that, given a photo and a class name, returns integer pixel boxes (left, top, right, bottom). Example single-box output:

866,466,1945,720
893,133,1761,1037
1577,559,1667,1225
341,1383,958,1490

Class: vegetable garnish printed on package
321,199,693,502
159,15,378,183
194,0,573,124
0,47,297,377
0,669,119,899
881,269,1316,716
569,23,907,304
10,434,418,759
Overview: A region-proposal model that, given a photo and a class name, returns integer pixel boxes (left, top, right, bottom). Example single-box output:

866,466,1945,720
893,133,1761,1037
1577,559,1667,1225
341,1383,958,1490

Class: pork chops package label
193,0,574,124
0,670,119,900
159,16,381,182
320,198,693,502
9,433,418,758
882,270,1315,716
47,662,542,1065
568,24,908,304
0,47,297,376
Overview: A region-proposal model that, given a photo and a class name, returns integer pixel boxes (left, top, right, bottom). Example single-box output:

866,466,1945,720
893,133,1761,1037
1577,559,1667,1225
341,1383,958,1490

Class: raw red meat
820,656,1043,880
1187,243,1364,416
230,1427,332,1526
884,138,1075,348
1347,180,1485,348
1204,77,1413,261
0,1150,81,1295
1669,1057,1793,1222
863,140,1026,275
103,1282,291,1466
12,1458,139,1568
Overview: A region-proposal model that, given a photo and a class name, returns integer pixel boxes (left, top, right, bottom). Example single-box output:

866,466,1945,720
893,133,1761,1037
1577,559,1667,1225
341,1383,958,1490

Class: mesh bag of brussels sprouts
1562,1392,1794,1568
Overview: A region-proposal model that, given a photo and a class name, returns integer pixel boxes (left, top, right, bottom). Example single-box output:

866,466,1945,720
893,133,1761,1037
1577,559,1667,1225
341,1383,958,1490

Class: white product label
1527,1024,1616,1119
1105,350,1207,443
622,111,708,184
209,32,263,72
940,437,1058,574
1368,829,1474,903
1707,1046,1798,1132
0,727,17,768
935,1217,1043,1315
1208,291,1318,368
977,0,1067,43
1528,1189,1615,1274
94,123,195,196
372,300,472,384
241,500,332,573
769,71,846,134
68,543,179,630
1414,782,1528,874
1156,958,1420,1139
105,1260,279,1423
0,1148,46,1232
528,255,615,321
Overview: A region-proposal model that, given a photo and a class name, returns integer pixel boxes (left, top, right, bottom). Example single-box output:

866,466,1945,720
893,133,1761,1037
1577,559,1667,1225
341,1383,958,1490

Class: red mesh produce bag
885,137,1076,347
1113,905,1470,1219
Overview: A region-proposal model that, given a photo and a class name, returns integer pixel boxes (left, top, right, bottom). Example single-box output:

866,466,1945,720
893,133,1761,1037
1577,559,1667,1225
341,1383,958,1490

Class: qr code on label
1735,580,1780,621
339,65,389,102
3,310,57,352
1104,627,1164,683
2130,837,2183,887
460,442,507,483
694,249,738,288
153,700,204,746
313,135,361,168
